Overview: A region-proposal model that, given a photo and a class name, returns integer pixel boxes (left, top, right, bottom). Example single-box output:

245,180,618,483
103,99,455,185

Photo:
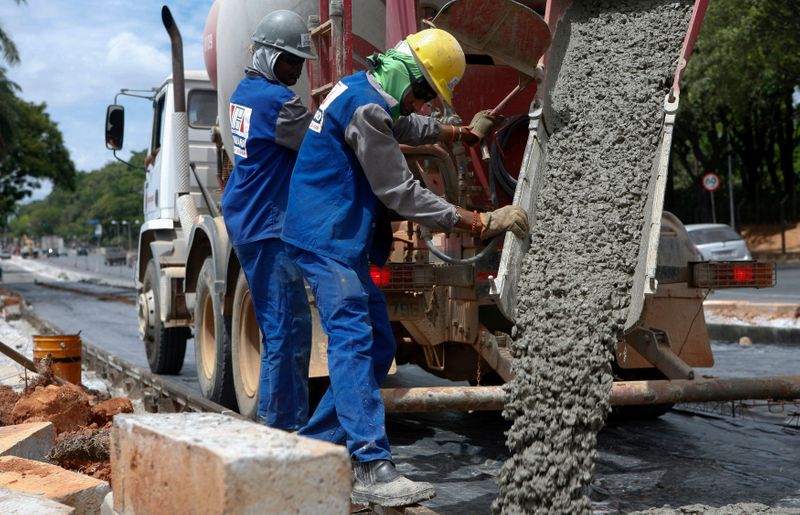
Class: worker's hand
468,110,504,140
480,205,529,240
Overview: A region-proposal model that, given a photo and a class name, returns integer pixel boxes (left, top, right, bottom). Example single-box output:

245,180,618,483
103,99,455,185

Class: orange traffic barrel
32,334,82,385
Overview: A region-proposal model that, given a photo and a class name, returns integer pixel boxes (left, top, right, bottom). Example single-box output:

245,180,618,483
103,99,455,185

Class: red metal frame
671,0,709,99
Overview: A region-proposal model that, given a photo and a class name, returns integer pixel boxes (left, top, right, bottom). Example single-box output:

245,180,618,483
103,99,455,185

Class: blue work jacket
282,72,393,267
222,75,300,245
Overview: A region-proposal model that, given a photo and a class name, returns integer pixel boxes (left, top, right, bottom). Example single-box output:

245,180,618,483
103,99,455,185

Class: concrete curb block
0,422,56,462
111,413,351,514
0,487,75,514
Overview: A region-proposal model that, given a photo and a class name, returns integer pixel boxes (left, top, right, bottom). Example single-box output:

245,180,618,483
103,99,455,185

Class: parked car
684,223,752,261
76,246,89,256
0,249,10,260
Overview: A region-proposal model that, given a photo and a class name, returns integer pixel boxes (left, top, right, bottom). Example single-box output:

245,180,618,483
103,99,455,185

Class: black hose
489,115,528,197
421,227,500,265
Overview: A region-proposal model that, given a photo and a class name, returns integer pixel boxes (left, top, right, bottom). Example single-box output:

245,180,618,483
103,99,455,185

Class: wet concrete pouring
493,0,696,513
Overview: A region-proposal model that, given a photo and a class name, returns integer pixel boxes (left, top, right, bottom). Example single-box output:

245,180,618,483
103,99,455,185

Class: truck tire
231,269,261,419
139,260,188,374
194,257,237,409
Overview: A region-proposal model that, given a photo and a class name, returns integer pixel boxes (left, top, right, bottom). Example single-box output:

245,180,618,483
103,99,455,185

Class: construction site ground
0,254,798,513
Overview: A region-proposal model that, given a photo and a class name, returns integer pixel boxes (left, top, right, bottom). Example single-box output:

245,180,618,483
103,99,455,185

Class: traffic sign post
702,172,721,223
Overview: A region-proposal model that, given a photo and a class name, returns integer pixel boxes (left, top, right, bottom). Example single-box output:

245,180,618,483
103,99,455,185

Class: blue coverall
222,71,312,429
282,71,459,461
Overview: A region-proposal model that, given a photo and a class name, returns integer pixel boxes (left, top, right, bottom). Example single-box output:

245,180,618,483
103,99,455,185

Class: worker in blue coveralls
282,29,529,506
221,10,315,430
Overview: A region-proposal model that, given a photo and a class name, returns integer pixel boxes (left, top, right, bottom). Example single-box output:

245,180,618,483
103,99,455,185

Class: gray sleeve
345,104,459,232
274,95,313,151
391,113,441,145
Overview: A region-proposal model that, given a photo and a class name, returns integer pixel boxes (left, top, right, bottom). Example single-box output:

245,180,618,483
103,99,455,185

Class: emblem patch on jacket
230,102,252,157
309,81,348,133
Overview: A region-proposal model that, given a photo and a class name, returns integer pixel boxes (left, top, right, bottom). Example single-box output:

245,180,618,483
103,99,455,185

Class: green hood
370,45,423,120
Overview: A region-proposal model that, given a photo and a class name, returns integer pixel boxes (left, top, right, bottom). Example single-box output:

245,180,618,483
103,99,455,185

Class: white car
684,223,752,261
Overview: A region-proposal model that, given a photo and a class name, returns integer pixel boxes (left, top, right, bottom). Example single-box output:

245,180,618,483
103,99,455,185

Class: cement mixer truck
105,0,798,417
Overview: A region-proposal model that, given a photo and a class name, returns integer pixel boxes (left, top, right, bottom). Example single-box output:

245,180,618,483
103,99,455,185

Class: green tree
0,98,77,219
10,151,146,241
669,0,800,224
0,0,27,157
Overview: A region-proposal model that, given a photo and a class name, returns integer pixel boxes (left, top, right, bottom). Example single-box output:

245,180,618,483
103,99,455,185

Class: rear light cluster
369,264,437,290
369,264,475,290
691,261,775,289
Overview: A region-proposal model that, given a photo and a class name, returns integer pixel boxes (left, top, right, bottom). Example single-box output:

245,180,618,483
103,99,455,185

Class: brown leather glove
468,110,504,139
480,205,529,239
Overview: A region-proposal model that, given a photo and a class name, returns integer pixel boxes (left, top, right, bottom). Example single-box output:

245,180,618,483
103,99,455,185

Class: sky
0,0,215,198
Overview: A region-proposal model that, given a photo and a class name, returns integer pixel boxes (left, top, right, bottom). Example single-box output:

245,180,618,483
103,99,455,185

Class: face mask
369,43,428,119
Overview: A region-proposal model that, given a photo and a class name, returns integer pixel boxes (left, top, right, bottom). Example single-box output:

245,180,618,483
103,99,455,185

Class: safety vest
282,72,392,267
222,75,299,245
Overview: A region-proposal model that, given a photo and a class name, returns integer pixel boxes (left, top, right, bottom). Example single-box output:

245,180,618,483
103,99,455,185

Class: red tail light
691,261,775,289
370,265,391,287
732,264,754,283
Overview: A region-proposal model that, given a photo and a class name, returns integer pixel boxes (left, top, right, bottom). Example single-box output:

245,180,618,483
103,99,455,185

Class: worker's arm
346,104,459,232
274,95,313,151
394,111,503,147
347,105,528,238
392,113,441,145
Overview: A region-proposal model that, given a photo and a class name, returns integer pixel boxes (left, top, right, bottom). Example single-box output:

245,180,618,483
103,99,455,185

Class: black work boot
351,459,436,507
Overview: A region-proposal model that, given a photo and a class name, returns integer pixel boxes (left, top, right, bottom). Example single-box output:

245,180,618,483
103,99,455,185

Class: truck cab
143,72,217,224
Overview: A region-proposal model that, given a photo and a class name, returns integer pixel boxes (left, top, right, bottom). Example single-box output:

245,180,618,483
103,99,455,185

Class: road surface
1,256,798,513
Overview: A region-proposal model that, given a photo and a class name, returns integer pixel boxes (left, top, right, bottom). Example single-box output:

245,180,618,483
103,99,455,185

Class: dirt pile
0,385,19,425
494,1,692,513
49,428,112,481
0,380,131,481
12,384,91,433
91,397,133,426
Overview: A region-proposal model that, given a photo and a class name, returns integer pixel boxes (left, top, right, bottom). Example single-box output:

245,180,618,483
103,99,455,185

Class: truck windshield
188,90,217,128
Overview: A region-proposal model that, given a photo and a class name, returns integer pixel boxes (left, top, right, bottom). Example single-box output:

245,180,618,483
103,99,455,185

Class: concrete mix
493,1,692,513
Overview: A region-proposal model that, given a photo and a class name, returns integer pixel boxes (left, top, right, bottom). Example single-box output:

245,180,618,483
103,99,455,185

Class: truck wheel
231,269,261,419
139,259,188,374
194,257,237,409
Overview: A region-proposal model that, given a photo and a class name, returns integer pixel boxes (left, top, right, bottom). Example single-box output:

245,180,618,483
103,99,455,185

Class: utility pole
111,220,118,245
727,133,735,230
122,220,131,250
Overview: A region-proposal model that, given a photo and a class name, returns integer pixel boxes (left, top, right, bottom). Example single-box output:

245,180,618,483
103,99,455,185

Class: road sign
702,172,721,193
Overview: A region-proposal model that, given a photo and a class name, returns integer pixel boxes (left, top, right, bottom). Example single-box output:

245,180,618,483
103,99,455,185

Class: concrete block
112,413,351,515
0,421,56,461
0,456,110,515
100,492,117,515
0,487,75,514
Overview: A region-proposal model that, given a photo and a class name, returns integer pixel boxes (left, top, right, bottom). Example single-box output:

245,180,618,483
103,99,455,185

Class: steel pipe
380,376,800,413
610,376,800,406
382,386,505,413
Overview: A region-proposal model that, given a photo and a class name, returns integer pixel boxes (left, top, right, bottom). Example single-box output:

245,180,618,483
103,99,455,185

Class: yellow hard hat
406,28,465,107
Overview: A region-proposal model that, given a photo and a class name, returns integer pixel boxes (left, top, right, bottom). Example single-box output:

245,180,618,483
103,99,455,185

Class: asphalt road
2,256,799,513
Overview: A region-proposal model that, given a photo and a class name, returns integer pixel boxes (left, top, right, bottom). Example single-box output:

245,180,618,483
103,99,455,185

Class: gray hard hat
251,10,317,60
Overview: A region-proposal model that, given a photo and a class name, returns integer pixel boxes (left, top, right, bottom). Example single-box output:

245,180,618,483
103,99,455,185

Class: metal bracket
475,331,514,382
626,328,695,380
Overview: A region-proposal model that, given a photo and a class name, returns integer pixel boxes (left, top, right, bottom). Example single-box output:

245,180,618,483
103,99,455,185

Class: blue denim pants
234,238,312,430
287,245,396,462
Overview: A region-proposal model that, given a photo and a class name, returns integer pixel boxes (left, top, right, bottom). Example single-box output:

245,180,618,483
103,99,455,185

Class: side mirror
105,104,125,151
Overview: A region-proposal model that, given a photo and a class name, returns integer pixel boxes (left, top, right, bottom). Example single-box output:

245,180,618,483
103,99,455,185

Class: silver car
684,223,752,261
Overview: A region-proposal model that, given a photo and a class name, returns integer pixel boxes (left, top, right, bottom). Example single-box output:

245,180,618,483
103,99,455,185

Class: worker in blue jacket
221,10,315,430
282,29,529,506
